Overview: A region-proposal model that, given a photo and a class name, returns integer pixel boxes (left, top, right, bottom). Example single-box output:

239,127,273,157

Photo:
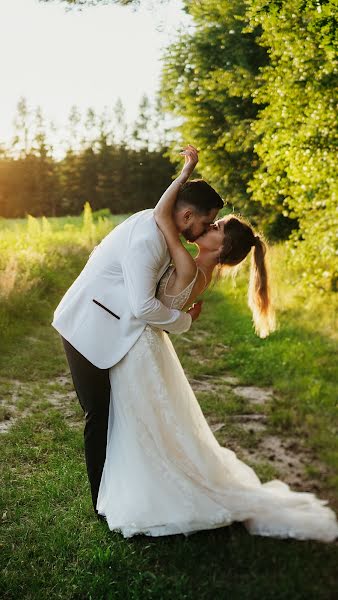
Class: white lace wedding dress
96,266,338,542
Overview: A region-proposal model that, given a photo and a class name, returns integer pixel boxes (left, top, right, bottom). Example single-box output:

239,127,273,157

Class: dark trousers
61,337,111,514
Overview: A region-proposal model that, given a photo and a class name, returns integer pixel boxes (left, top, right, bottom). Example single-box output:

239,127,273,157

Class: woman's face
195,217,226,252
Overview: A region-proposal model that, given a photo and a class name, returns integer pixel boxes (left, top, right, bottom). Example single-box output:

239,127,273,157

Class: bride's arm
154,145,198,279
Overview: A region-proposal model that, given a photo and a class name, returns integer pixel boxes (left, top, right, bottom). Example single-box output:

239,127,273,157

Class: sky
0,0,191,155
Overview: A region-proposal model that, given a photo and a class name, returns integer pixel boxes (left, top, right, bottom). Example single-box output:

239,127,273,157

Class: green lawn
1,214,337,599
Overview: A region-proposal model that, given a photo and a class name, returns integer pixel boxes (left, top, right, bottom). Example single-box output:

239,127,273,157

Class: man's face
179,208,219,242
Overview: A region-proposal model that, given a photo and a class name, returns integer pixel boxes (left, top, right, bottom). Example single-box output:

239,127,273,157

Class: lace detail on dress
157,265,206,310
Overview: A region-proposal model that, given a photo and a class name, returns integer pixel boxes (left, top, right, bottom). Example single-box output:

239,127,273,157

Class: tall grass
0,204,122,350
1,206,336,348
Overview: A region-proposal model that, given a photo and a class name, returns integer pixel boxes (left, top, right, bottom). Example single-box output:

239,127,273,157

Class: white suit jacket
52,209,192,368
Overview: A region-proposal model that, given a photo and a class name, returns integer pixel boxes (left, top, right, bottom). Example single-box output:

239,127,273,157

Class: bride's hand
187,300,203,322
179,144,199,182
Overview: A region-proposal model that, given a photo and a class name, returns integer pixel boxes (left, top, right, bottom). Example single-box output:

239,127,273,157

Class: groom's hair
175,179,224,214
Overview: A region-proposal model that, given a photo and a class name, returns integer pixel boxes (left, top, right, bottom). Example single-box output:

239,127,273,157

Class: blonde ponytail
248,236,276,338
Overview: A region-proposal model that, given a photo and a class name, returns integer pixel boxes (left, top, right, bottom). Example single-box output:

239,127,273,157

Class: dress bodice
156,265,205,310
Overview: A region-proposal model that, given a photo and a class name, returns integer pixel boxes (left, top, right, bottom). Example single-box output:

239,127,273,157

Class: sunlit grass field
0,211,130,232
1,207,337,599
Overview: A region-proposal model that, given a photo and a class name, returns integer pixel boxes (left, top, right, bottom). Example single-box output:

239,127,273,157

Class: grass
0,212,130,232
0,211,337,599
173,278,338,493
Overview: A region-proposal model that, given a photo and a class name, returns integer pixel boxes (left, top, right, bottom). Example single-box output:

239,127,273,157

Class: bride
96,146,338,543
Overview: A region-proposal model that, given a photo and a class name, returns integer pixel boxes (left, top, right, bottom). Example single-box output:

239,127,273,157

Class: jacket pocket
92,299,120,320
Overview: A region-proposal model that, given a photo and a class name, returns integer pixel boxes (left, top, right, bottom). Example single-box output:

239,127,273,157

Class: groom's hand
187,300,203,322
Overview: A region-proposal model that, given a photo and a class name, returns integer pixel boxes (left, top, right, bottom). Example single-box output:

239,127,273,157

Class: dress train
97,326,338,542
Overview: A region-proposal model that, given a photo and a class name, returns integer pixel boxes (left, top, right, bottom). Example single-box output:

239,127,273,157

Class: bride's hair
218,215,276,338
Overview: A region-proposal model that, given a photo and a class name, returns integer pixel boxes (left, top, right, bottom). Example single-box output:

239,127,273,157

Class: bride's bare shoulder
167,260,197,294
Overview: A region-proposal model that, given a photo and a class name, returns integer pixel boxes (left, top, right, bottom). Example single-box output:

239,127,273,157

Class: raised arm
153,145,198,279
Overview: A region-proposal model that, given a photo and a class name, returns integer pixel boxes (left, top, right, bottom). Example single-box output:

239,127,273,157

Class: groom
52,156,223,518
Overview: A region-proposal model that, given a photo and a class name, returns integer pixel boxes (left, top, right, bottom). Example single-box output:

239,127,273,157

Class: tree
66,105,82,153
132,94,153,151
160,0,337,290
113,98,128,146
78,146,99,210
31,107,60,215
59,150,82,213
160,0,268,220
12,97,32,159
0,93,176,218
245,0,337,291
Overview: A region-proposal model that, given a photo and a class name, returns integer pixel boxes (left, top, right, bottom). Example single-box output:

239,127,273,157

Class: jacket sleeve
121,236,192,334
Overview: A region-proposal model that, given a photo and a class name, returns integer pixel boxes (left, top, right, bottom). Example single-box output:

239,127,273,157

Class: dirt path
1,365,334,512
190,374,330,494
0,375,82,434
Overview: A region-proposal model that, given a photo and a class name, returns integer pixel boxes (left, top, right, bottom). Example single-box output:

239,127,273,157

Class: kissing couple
52,145,338,543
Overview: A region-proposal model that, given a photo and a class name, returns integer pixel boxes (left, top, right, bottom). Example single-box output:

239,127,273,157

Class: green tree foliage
160,0,337,291
160,0,294,238
244,0,337,292
161,0,266,218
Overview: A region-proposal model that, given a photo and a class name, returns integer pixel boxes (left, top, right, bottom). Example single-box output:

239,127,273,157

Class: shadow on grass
1,412,337,600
